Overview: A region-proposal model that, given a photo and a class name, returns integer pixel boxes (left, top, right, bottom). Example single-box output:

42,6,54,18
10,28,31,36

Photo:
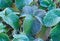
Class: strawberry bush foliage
0,0,60,41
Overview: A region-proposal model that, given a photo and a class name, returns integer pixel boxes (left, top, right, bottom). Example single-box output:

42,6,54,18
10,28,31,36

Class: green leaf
21,14,43,35
39,0,50,7
4,0,12,6
21,6,46,35
39,6,46,10
32,9,46,35
0,0,12,9
4,8,20,15
2,13,20,30
48,3,56,10
0,23,5,29
15,0,33,10
0,23,6,33
13,33,29,41
50,23,60,41
0,8,20,30
39,0,56,10
0,33,10,41
43,9,60,27
23,14,34,34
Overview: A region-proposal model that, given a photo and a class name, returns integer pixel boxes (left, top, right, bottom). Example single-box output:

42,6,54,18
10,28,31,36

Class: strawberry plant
0,0,60,41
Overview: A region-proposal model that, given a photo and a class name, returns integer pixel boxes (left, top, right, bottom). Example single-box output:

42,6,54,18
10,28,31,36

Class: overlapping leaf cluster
0,0,60,41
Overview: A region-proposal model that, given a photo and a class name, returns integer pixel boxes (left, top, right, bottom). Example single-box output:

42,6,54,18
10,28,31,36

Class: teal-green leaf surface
0,8,20,30
43,9,60,27
48,3,56,10
0,0,12,9
39,0,50,7
23,14,34,34
0,23,6,33
50,23,60,41
13,33,29,41
39,0,56,10
0,33,10,41
15,0,33,10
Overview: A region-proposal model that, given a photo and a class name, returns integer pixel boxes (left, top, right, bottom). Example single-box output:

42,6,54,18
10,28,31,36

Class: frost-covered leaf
15,0,33,10
43,9,60,27
50,23,60,41
0,0,12,9
23,14,34,34
13,33,29,41
0,33,10,41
